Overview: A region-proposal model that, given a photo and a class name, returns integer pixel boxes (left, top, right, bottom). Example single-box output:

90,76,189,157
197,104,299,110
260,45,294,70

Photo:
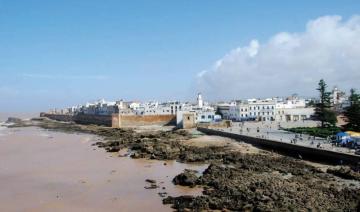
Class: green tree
314,79,337,127
344,88,360,131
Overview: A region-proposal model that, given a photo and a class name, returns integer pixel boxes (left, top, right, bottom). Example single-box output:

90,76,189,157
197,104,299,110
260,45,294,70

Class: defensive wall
40,113,74,122
74,114,112,126
40,113,176,128
112,114,176,128
40,113,112,126
197,127,360,165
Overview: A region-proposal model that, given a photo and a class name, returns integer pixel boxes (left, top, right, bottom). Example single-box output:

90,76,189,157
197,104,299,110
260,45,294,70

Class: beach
0,125,206,212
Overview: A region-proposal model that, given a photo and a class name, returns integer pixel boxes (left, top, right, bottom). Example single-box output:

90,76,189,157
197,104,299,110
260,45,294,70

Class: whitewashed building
275,97,315,121
176,93,216,127
248,98,276,121
219,97,314,122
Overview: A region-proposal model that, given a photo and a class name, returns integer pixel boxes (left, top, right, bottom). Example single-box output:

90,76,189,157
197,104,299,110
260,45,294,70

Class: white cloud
196,15,360,100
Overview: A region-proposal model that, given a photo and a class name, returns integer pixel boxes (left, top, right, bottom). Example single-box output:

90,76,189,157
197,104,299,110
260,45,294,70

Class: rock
327,167,360,181
173,169,198,187
165,161,360,211
158,192,167,197
6,117,23,124
106,146,120,152
144,183,158,189
131,152,140,158
162,195,194,205
145,179,157,184
118,153,129,157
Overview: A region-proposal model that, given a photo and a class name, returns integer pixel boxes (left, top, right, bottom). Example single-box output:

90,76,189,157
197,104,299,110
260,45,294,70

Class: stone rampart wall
112,114,176,128
41,113,176,128
40,113,112,126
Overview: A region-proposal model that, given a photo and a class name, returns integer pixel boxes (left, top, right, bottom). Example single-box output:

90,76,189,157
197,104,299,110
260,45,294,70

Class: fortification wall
40,113,112,127
112,114,176,128
73,114,112,126
41,113,176,128
40,113,74,122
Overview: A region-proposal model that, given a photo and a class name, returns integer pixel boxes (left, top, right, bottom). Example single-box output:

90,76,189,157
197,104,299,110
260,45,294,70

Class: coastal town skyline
1,1,360,112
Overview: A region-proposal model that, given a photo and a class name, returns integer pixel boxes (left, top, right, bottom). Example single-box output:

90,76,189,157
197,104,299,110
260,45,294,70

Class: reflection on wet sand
0,127,207,212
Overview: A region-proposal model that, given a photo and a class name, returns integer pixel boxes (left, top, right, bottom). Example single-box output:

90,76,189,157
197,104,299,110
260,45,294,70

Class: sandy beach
0,126,206,212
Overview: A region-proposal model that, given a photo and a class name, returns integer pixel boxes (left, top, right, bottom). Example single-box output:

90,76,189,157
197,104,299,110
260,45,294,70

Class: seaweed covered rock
173,169,198,187
166,162,360,211
327,166,360,181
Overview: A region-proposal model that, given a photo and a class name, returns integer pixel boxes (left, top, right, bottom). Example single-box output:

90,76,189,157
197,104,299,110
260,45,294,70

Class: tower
197,93,203,108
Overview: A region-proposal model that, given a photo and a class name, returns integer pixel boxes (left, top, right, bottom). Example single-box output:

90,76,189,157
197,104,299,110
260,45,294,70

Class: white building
247,99,276,121
275,96,315,121
176,94,216,127
275,107,314,121
332,86,347,105
134,101,184,115
228,101,252,121
217,102,236,120
220,96,314,122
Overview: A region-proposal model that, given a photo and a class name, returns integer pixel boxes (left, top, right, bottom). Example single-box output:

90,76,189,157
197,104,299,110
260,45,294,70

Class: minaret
197,93,203,108
332,86,339,105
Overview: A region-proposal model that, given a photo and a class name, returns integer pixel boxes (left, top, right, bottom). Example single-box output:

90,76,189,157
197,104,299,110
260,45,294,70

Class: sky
1,0,360,112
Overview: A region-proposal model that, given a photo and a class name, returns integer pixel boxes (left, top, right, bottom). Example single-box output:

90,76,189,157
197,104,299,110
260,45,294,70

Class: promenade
215,121,358,155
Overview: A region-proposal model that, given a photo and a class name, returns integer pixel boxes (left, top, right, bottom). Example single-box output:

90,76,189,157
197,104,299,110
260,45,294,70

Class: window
250,112,252,115
263,106,265,109
208,115,212,119
201,115,205,119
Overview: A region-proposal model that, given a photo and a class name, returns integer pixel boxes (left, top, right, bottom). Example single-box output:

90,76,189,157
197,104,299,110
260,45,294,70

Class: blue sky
1,0,360,112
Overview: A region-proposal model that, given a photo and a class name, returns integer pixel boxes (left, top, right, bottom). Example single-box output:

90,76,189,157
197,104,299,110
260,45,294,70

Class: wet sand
184,135,262,154
0,127,207,212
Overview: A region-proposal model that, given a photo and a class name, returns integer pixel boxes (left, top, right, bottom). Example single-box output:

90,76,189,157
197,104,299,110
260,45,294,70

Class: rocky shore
8,118,360,211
